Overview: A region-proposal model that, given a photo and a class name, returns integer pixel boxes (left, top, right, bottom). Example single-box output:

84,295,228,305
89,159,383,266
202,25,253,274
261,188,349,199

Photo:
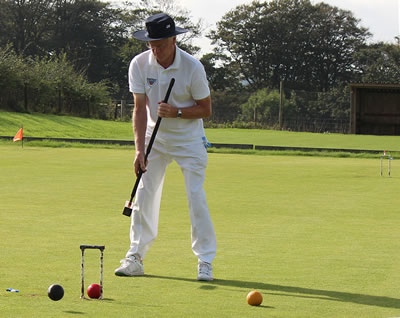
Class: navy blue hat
133,13,188,41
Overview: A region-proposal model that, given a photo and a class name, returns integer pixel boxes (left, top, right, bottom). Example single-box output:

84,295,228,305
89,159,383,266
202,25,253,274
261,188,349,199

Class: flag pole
21,125,23,149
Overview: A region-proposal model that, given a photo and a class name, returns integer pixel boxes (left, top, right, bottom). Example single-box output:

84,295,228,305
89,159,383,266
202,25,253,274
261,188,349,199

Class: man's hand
157,96,211,119
157,102,177,118
134,151,147,177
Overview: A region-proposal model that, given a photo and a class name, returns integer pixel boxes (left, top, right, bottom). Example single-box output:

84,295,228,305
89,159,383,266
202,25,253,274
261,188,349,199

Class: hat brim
133,27,188,41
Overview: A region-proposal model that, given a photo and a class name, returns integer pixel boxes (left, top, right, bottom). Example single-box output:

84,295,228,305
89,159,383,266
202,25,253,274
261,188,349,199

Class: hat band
147,28,176,40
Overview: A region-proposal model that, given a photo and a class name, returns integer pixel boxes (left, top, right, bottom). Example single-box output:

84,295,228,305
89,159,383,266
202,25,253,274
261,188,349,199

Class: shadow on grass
145,275,400,309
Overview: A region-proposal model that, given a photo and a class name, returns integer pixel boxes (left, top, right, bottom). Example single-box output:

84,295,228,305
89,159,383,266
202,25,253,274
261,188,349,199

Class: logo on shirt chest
147,78,157,87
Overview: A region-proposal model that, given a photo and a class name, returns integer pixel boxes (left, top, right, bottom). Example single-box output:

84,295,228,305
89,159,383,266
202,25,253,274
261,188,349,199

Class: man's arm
157,95,211,119
133,93,147,176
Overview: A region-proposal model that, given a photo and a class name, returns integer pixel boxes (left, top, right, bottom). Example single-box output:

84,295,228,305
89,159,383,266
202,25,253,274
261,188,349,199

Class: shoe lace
120,259,129,266
198,262,212,275
121,254,142,266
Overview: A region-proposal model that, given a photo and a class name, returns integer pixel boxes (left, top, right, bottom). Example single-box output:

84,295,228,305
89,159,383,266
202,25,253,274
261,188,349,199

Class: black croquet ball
48,284,64,301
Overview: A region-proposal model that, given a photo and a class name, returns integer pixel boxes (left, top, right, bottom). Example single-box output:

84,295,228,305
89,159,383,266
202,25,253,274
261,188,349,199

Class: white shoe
114,254,144,277
197,261,213,281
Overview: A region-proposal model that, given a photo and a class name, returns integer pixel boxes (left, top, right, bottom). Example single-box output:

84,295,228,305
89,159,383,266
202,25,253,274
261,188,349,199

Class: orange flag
13,128,23,142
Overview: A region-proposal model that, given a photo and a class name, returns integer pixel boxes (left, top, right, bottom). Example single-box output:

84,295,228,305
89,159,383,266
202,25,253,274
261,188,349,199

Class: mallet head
123,201,133,217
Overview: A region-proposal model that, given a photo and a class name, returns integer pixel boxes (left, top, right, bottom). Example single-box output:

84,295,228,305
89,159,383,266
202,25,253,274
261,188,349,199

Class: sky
174,0,400,54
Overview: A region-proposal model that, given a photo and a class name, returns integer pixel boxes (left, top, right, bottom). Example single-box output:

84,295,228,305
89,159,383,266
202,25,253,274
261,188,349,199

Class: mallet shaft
123,78,175,217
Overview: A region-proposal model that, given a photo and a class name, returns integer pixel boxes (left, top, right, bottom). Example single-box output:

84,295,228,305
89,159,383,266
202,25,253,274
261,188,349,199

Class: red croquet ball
87,283,101,299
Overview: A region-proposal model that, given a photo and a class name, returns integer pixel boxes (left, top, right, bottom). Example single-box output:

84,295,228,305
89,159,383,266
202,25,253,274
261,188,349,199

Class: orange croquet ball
246,290,263,306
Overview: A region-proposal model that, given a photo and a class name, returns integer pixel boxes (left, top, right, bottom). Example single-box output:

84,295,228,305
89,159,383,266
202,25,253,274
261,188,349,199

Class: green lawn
2,111,400,152
1,144,400,317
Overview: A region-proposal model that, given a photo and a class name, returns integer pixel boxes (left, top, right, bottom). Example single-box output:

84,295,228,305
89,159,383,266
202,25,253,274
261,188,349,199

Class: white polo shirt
128,46,210,145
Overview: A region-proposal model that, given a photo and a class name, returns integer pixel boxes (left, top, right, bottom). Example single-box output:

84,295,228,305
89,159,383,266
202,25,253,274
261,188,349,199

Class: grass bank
1,111,400,157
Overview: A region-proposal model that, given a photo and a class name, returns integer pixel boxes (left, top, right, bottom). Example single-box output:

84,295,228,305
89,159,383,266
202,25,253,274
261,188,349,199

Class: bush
0,46,27,111
240,88,280,125
0,47,112,118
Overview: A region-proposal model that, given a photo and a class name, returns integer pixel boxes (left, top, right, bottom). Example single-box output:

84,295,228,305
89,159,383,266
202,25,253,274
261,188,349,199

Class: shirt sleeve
128,57,145,94
191,63,210,100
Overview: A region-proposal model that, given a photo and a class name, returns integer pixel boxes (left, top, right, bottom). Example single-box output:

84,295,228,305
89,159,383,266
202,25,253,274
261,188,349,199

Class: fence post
279,80,284,130
24,82,28,111
121,100,126,120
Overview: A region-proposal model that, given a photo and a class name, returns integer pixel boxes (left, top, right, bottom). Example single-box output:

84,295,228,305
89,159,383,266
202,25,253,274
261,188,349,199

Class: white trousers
126,140,217,264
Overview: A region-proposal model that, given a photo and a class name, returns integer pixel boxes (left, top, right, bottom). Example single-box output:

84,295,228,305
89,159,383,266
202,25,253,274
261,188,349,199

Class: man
114,13,216,281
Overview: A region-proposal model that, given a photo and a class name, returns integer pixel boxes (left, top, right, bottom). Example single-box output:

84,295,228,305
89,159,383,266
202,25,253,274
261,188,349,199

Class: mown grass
1,145,400,317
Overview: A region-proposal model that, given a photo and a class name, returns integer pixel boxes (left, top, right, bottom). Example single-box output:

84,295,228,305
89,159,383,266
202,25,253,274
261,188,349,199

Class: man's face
147,37,176,66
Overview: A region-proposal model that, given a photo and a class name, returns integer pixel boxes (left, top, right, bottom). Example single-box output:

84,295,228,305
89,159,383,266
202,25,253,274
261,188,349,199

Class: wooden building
350,83,400,135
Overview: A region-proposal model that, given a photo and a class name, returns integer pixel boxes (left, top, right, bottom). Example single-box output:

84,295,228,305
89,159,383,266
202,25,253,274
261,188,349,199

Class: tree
208,89,248,124
0,0,131,90
208,0,370,92
240,88,280,125
0,46,110,117
281,84,350,133
200,53,242,91
50,0,131,85
353,42,400,83
0,0,56,56
0,45,27,111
